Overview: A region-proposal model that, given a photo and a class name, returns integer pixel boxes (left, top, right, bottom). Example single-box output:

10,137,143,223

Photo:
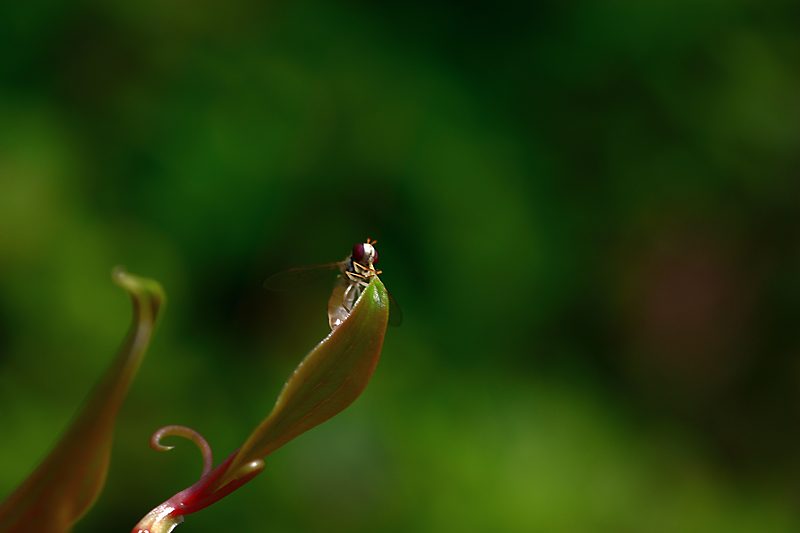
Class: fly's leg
342,282,353,312
342,281,362,313
346,264,382,288
345,270,370,283
341,262,381,314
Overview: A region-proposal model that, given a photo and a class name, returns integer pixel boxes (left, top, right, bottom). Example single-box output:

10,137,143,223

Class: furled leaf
0,268,165,533
214,274,390,489
133,275,389,532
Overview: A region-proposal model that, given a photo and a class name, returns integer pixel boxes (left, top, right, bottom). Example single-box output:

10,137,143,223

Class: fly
264,239,402,330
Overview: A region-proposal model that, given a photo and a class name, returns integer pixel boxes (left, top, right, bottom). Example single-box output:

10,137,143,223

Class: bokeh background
1,1,800,531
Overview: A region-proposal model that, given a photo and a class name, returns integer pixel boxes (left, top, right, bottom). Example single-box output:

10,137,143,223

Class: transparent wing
387,289,402,327
263,262,342,291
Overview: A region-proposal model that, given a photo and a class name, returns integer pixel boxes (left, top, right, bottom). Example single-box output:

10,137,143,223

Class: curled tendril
150,425,214,478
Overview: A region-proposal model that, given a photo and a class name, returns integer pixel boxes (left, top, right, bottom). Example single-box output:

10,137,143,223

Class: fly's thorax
340,256,353,274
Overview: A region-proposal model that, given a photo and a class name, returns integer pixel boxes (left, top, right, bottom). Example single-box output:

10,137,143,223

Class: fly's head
352,239,379,269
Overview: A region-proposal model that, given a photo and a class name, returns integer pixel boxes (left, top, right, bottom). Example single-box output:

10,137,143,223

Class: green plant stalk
133,275,390,532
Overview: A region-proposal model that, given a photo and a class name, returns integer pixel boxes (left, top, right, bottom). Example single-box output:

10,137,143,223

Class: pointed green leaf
213,275,389,490
0,268,165,533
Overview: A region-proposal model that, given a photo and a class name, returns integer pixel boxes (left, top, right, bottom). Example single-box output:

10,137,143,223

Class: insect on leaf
131,276,390,532
213,275,390,490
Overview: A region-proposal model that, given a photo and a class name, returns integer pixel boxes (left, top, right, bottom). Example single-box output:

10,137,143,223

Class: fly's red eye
372,248,379,264
352,243,365,262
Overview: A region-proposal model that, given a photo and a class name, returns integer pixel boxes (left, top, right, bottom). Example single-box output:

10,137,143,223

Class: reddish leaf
133,275,389,532
0,268,165,533
216,274,389,489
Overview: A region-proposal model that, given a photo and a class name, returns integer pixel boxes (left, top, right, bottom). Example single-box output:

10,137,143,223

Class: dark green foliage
0,1,798,531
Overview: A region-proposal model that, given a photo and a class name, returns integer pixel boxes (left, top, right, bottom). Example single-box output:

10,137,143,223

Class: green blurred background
1,1,799,531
